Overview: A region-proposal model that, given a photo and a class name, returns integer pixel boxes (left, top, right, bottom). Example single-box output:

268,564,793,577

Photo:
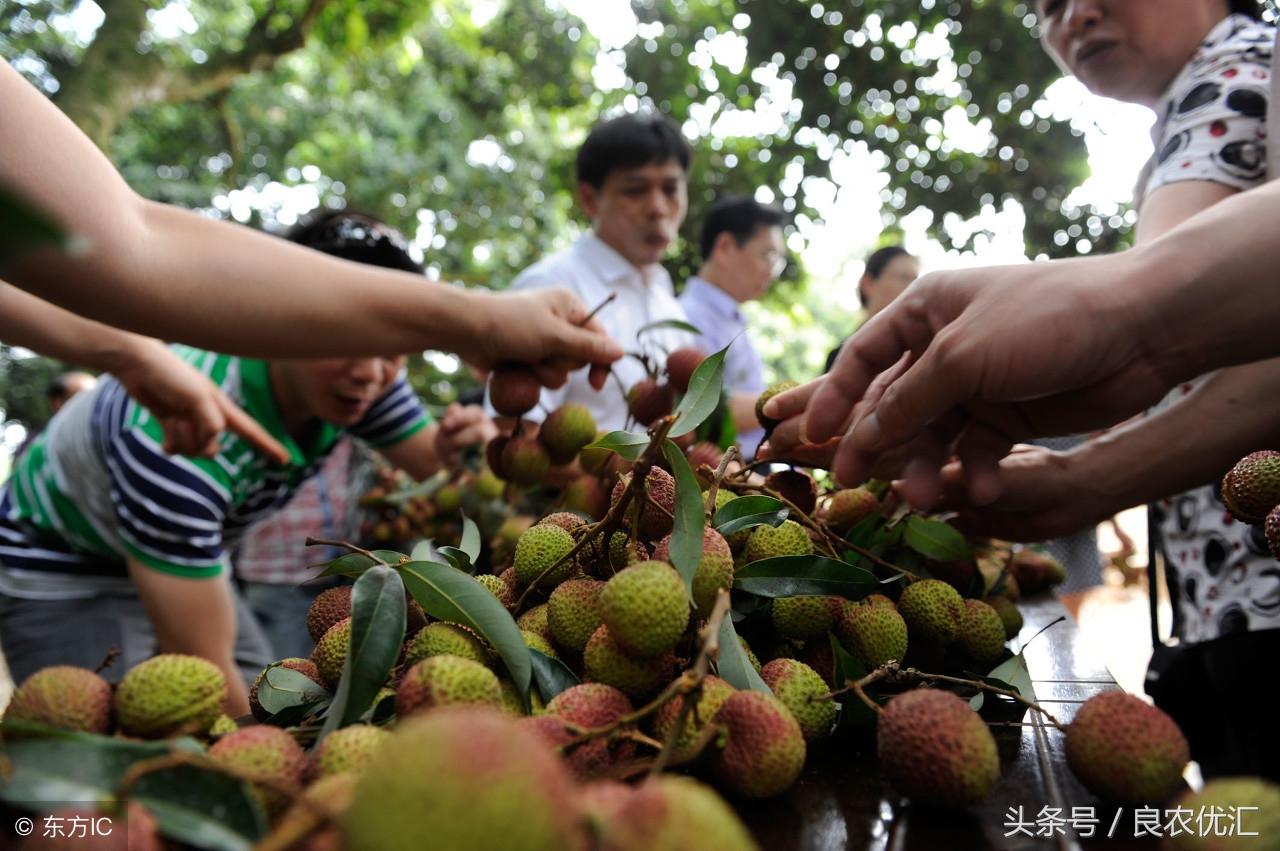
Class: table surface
739,596,1171,851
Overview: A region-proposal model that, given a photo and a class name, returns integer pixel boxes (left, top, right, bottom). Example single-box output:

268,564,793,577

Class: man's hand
433,403,499,468
472,288,622,391
763,253,1171,505
935,444,1123,543
114,341,288,463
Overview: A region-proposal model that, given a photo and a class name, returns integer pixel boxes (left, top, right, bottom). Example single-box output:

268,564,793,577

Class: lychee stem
580,293,617,325
94,647,121,675
305,537,389,566
702,445,741,516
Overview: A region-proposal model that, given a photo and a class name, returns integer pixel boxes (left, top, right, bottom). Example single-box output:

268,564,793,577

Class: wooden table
741,597,1171,850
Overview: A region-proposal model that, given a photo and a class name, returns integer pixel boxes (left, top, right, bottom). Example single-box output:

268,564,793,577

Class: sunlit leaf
582,431,650,462
637,318,702,337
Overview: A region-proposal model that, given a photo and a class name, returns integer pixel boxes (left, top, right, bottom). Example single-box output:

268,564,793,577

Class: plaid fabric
232,438,375,584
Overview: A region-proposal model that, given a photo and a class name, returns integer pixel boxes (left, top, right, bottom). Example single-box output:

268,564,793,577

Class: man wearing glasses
680,196,787,457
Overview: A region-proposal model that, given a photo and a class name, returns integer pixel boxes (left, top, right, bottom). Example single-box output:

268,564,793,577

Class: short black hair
576,113,692,189
45,375,74,401
864,245,912,280
699,195,786,261
286,210,424,274
1230,0,1262,19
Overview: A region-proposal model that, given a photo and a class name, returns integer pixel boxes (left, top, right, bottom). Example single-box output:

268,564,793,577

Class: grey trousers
0,587,274,688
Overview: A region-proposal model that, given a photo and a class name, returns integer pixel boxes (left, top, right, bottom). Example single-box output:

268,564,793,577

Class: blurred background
0,0,1161,472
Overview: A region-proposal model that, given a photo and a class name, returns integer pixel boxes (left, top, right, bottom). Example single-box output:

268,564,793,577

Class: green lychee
984,596,1023,639
514,522,577,589
760,658,836,742
600,560,690,657
653,527,734,619
476,573,518,610
115,654,226,738
343,708,587,851
502,435,551,486
755,381,799,430
837,602,909,669
517,603,552,641
1065,691,1189,805
711,690,807,798
959,599,1007,664
771,595,842,641
743,519,813,564
395,654,502,717
522,629,558,658
583,625,676,701
4,666,112,734
548,578,606,655
649,675,737,764
210,714,238,737
209,724,307,816
312,617,353,689
826,486,879,534
1222,449,1280,524
898,579,964,646
539,403,598,465
1165,777,1280,851
308,724,389,780
405,622,491,668
877,688,999,808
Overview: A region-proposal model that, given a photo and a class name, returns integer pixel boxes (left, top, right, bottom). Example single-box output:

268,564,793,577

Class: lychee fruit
628,378,676,426
665,346,708,394
594,774,758,851
522,629,558,658
611,467,677,541
514,522,577,589
582,625,675,702
958,599,1007,665
1222,449,1280,524
209,724,308,816
1165,777,1280,851
607,531,650,572
600,561,690,657
1064,691,1189,805
548,578,606,655
826,487,879,534
771,595,842,641
502,435,551,486
743,519,813,564
711,690,807,798
476,573,518,610
544,683,636,779
539,403,597,465
114,654,226,738
307,586,353,643
405,622,492,668
517,603,552,642
343,708,587,851
877,688,999,808
395,654,502,717
837,602,909,670
761,659,837,742
984,596,1024,640
563,475,609,520
755,380,799,431
489,364,542,417
311,616,353,690
539,511,587,533
1266,503,1280,559
653,527,734,619
649,675,737,764
897,579,965,646
308,724,389,781
4,666,112,734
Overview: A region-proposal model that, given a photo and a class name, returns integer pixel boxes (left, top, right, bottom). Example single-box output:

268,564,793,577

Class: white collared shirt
506,231,694,431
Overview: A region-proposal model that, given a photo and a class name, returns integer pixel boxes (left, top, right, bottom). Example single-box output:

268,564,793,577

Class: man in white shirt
505,113,695,431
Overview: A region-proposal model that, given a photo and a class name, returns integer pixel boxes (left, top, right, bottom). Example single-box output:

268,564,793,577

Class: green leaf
318,550,403,579
712,495,789,537
410,539,439,562
459,515,482,561
320,565,406,738
382,470,449,505
437,546,473,572
670,345,728,438
903,516,971,562
840,512,883,548
829,635,878,729
734,555,880,598
583,430,650,462
256,666,331,723
0,729,265,850
399,561,532,697
529,649,580,702
0,183,81,269
637,318,703,337
715,616,771,694
970,653,1035,712
662,440,705,601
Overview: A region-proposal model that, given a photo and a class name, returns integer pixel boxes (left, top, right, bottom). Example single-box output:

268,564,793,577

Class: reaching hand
472,288,622,391
433,403,499,468
114,342,289,463
763,254,1172,505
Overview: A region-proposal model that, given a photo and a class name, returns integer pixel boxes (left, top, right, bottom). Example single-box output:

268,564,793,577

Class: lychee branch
702,445,740,516
305,538,391,567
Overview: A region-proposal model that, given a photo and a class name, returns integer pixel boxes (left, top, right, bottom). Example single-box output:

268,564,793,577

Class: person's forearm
1135,179,1280,382
0,282,157,372
1072,358,1280,510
